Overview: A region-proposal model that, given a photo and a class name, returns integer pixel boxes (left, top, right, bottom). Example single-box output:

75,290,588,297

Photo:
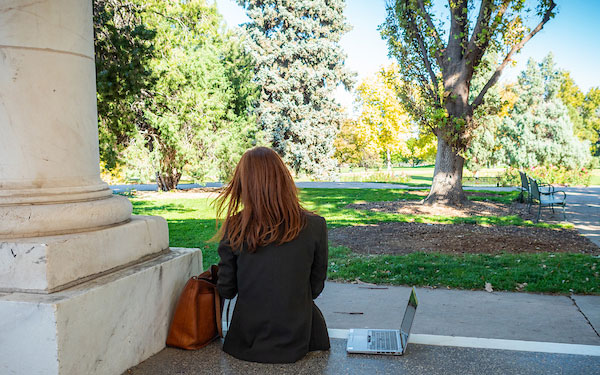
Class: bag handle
214,288,223,338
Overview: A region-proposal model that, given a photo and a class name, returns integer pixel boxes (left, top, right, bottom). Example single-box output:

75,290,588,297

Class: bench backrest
529,178,541,201
519,171,529,191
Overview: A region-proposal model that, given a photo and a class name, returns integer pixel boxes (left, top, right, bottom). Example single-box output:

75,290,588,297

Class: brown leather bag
166,265,223,349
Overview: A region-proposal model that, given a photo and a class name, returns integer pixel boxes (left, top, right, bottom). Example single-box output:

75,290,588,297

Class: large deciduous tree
237,0,354,178
381,0,557,205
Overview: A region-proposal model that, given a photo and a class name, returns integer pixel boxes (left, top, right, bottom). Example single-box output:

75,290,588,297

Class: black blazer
217,213,330,363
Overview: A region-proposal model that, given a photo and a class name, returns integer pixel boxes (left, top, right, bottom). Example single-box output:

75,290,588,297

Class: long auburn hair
214,147,308,252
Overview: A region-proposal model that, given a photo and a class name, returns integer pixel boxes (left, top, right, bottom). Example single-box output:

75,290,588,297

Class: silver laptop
346,287,418,355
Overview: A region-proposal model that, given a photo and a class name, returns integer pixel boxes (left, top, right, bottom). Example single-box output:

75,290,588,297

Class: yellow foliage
355,65,413,163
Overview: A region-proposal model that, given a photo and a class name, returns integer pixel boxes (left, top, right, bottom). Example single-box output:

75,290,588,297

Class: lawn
131,188,598,294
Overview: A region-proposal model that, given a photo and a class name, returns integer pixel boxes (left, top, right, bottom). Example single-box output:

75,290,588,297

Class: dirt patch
347,192,553,223
329,222,600,255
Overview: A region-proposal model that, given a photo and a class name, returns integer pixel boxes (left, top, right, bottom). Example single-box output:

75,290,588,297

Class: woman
215,147,330,363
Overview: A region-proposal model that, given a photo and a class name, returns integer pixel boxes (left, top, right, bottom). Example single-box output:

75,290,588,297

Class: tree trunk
386,148,392,173
423,136,467,206
156,170,181,191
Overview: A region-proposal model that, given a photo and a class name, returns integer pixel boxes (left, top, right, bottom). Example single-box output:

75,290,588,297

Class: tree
583,88,600,156
404,132,437,166
498,55,590,169
334,119,381,167
94,0,259,190
355,66,413,171
93,0,156,170
381,0,557,205
559,73,600,156
237,0,354,178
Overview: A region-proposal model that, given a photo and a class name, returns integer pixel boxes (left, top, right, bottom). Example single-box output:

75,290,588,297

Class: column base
0,247,202,375
0,215,170,293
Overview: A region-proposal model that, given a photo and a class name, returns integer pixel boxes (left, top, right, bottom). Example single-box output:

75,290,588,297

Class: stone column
0,0,170,294
0,1,202,374
0,0,130,235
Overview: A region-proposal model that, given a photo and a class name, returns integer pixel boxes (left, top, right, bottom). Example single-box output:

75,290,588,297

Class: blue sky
215,0,600,112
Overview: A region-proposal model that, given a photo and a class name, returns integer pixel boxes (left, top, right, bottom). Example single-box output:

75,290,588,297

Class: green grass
591,169,600,185
299,188,570,229
328,246,599,294
131,188,591,294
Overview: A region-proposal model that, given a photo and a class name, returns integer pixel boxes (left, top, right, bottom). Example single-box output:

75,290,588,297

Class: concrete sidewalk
126,282,600,374
316,282,600,346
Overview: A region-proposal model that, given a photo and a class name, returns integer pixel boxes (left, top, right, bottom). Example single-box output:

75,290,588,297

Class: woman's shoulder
304,211,326,227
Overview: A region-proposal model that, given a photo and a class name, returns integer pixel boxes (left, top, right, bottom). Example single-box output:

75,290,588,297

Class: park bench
529,178,567,223
519,171,555,210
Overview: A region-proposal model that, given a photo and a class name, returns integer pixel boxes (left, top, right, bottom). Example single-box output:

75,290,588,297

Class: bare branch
471,0,556,109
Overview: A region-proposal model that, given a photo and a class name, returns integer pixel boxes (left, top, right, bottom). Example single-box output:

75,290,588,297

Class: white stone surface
0,0,94,57
0,216,170,293
0,195,133,237
0,44,103,192
0,247,202,375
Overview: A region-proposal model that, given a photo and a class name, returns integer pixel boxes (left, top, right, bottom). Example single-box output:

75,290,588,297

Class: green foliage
339,171,410,184
94,0,259,188
558,72,600,156
238,0,354,178
93,0,156,169
499,166,592,187
380,0,557,203
498,55,591,170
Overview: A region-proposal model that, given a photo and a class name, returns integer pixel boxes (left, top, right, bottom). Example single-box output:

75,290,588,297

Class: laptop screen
400,287,418,334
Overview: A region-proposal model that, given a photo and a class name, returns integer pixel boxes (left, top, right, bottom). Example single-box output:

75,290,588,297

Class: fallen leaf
516,282,528,291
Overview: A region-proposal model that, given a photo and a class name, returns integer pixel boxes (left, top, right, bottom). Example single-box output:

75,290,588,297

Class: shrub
339,171,410,184
499,166,591,187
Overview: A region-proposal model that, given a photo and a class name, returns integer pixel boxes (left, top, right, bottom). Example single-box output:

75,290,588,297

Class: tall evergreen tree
237,0,354,177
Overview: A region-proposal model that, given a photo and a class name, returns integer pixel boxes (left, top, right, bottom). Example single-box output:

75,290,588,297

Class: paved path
561,187,600,247
126,339,600,375
126,282,600,374
111,181,517,192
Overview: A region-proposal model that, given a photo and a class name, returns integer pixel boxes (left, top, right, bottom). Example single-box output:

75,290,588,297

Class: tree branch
416,0,443,66
466,0,510,68
446,0,468,61
406,8,438,99
471,0,556,109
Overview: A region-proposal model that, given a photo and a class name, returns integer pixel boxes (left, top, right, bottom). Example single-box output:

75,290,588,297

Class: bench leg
562,204,566,221
536,204,541,223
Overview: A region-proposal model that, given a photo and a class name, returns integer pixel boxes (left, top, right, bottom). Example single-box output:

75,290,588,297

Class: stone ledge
0,215,169,293
0,247,202,375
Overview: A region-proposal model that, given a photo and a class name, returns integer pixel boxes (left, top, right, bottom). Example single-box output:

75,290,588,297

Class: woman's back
217,213,329,363
213,146,330,363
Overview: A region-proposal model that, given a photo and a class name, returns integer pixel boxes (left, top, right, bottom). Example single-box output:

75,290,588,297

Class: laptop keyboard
370,330,399,351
